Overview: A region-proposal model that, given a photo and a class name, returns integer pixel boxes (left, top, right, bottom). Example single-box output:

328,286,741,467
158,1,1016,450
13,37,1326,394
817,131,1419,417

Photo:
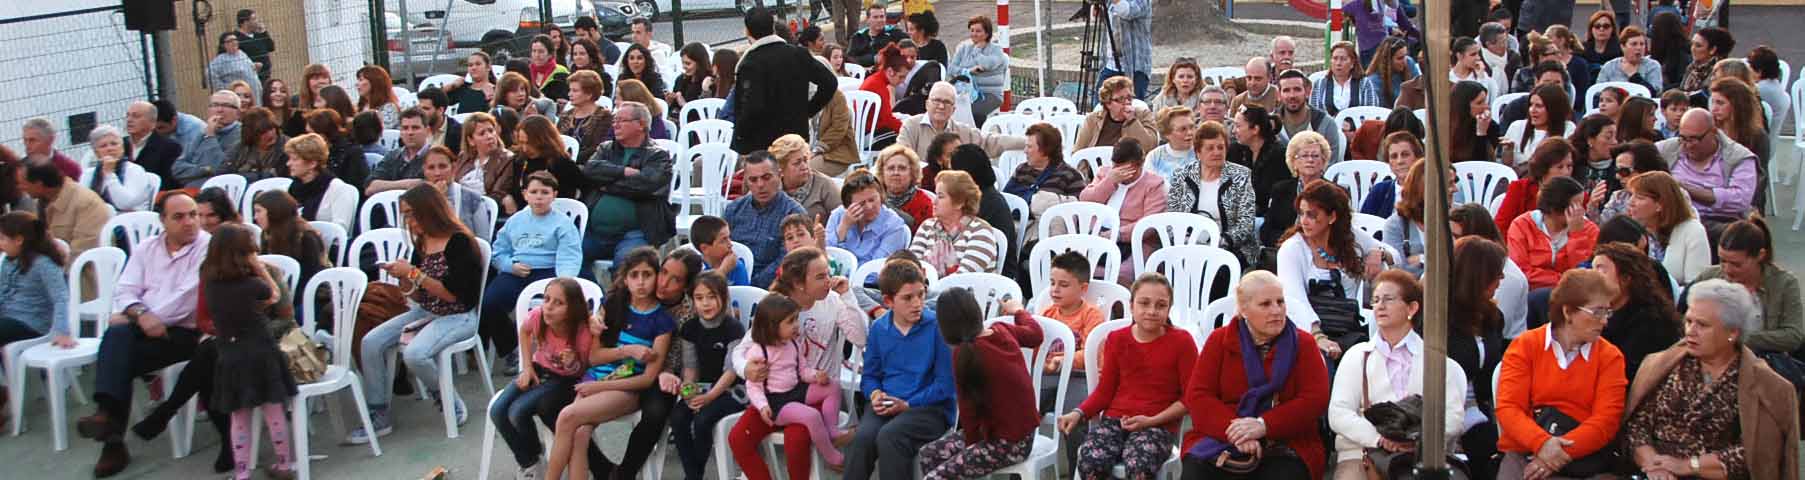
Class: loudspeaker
122,0,178,32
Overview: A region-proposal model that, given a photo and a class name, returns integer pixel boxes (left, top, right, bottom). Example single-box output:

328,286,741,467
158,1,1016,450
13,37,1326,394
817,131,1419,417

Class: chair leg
478,407,495,480
474,343,494,395
292,397,312,480
348,380,383,456
66,368,88,406
714,412,740,480
250,406,263,466
7,360,26,436
46,365,68,451
439,353,459,439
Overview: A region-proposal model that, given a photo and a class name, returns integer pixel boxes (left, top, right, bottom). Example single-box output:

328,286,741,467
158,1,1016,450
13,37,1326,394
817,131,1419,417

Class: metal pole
672,0,685,47
139,32,155,100
397,0,416,87
371,0,391,70
1415,0,1454,475
1035,0,1046,97
997,0,1011,108
153,31,176,101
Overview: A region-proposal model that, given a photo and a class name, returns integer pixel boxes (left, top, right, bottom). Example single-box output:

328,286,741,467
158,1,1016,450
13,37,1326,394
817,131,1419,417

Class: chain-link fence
0,5,155,159
162,0,374,114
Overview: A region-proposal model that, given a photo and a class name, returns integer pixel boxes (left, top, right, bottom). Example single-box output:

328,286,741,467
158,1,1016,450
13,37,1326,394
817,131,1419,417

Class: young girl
545,247,675,480
917,288,1042,479
1058,274,1197,480
745,293,845,469
203,225,298,480
489,277,595,478
0,211,71,349
670,272,746,480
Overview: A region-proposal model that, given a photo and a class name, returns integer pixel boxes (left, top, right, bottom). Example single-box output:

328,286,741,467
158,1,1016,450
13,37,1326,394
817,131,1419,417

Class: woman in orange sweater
1507,176,1600,290
1495,269,1628,480
1492,138,1575,234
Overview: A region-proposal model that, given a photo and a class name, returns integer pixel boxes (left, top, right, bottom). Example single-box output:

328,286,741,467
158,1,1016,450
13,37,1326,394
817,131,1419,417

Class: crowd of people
0,1,1801,479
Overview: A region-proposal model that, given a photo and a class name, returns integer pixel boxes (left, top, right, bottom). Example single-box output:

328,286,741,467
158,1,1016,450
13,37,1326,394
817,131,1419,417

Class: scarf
88,150,130,195
1186,317,1298,460
530,59,557,87
1681,57,1719,92
288,171,336,221
885,184,918,211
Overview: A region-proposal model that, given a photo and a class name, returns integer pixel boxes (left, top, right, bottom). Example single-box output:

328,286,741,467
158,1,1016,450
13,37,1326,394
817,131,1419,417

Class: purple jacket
1345,0,1420,59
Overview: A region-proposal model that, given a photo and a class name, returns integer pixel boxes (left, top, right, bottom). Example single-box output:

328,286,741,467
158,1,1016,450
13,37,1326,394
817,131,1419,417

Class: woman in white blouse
1276,178,1388,360
1449,38,1493,98
78,125,156,212
1502,84,1573,167
1328,270,1468,479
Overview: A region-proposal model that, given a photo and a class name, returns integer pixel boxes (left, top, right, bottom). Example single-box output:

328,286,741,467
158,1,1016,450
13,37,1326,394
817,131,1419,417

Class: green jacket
1694,264,1805,355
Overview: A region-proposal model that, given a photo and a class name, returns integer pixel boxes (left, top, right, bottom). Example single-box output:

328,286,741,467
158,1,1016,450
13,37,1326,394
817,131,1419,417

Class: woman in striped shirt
908,170,1003,276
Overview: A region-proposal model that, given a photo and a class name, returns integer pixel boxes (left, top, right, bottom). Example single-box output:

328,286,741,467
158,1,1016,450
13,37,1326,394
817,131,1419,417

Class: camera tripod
1072,0,1123,107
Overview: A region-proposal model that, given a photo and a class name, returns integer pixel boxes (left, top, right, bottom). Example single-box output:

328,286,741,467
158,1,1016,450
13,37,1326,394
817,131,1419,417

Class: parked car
389,0,634,68
630,0,756,21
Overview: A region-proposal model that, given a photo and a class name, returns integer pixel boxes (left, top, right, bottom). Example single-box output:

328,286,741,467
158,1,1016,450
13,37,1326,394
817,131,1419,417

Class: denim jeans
669,389,748,480
1097,68,1151,100
582,229,650,272
488,374,579,467
478,268,557,357
359,305,478,407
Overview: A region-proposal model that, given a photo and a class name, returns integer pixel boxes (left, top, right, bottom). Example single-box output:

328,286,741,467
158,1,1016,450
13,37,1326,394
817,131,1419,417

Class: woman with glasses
1258,131,1331,248
1586,140,1667,224
1626,171,1710,283
1074,76,1157,153
1580,11,1622,67
1327,269,1467,480
1494,269,1629,480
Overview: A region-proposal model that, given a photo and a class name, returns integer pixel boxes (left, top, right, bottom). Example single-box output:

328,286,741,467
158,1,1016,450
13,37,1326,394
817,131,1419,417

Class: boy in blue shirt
844,259,955,480
482,171,582,375
688,215,750,286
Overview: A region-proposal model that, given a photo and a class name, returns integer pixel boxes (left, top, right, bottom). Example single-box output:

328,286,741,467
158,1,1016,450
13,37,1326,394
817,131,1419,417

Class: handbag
352,282,409,369
1309,270,1367,351
278,327,329,384
1356,352,1471,480
1530,406,1616,476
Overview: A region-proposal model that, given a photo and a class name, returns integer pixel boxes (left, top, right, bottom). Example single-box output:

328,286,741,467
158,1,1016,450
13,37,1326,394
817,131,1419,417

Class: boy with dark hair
845,259,954,480
689,215,749,286
1658,89,1689,138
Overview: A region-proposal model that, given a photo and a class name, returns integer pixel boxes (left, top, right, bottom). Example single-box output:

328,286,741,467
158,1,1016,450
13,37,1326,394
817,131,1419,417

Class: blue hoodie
492,208,583,277
861,309,956,425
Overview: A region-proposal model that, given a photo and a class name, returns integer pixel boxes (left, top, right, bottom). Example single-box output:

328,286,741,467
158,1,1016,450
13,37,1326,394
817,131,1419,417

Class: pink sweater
1077,168,1167,242
744,339,820,411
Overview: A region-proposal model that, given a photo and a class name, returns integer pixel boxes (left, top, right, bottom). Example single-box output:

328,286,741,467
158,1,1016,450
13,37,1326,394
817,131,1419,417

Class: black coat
847,26,906,67
731,39,838,154
1447,319,1506,415
440,117,463,155
129,133,184,191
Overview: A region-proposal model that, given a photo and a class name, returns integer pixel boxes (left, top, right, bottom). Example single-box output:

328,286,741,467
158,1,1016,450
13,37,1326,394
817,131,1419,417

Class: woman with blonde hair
455,112,517,204
1144,106,1197,179
1258,131,1335,248
876,144,934,230
771,134,840,220
1626,171,1709,283
615,79,670,140
1150,59,1203,111
907,170,1003,275
281,133,360,232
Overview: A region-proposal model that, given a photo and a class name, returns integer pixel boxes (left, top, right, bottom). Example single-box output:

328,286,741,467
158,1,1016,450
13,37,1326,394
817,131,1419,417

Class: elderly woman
1690,217,1805,356
948,16,1008,119
557,70,613,162
1496,269,1628,480
1310,42,1371,116
1327,269,1467,480
1384,157,1457,276
1182,270,1331,479
1074,76,1157,152
1258,131,1333,248
1078,138,1165,281
76,125,157,212
1360,131,1420,218
1277,179,1387,361
907,171,1003,276
770,134,841,221
282,133,360,233
876,144,934,230
1166,121,1257,266
950,145,1021,279
1597,27,1665,94
1626,278,1800,480
1144,106,1197,179
1591,242,1683,382
1507,176,1599,290
1626,172,1710,283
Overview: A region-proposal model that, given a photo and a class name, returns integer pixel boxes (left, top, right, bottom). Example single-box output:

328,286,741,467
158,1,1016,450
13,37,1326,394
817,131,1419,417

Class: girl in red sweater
1058,274,1197,480
916,289,1043,479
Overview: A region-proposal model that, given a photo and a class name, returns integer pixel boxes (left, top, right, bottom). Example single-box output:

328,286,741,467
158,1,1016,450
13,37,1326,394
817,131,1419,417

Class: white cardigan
311,178,360,234
1661,218,1711,284
1498,258,1530,340
78,159,156,212
1327,335,1470,463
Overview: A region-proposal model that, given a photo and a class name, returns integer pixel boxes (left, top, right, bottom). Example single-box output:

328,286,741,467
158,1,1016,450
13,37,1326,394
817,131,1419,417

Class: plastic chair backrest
99,211,163,251
200,174,248,208
728,286,767,327
731,241,755,275
1028,234,1123,293
980,316,1074,410
935,273,1024,318
379,129,402,151
1147,244,1241,320
310,221,350,267
1016,97,1078,120
981,113,1034,137
561,135,580,159
1034,281,1133,324
824,247,859,277
993,151,1028,191
843,63,867,79
1082,320,1130,391
1334,106,1392,135
302,267,367,365
1038,201,1121,242
473,196,499,242
1584,81,1652,113
1325,160,1394,207
1351,213,1388,243
1066,146,1115,181
259,254,301,294
348,228,413,284
850,257,940,287
1194,296,1239,336
364,153,385,170
551,198,590,237
690,143,740,216
1491,92,1527,124
1131,212,1220,274
1047,114,1087,155
679,98,726,129
1002,191,1029,242
359,190,406,233
843,90,883,153
679,118,735,150
241,178,292,217
513,277,605,323
838,77,864,92
68,247,127,341
1198,67,1246,89
1453,161,1517,208
419,74,460,92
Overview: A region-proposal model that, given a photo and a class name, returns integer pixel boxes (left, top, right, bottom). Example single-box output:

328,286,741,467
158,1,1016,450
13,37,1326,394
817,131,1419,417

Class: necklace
1314,246,1338,264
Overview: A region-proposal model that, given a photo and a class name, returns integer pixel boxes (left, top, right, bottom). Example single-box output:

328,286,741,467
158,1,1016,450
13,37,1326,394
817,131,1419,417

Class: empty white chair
1197,66,1246,89
98,211,163,251
1038,201,1121,242
1324,160,1395,208
1066,146,1115,181
1028,234,1124,293
1016,97,1078,120
678,118,734,150
200,174,249,207
241,177,292,216
310,221,350,267
7,247,126,450
1453,161,1518,210
843,90,884,164
347,228,413,284
1131,212,1221,274
933,273,1024,318
678,98,726,128
981,112,1035,137
359,190,406,234
287,267,384,478
1146,245,1241,329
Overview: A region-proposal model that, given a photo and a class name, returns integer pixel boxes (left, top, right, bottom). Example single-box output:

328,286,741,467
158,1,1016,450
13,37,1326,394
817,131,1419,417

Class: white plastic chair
472,196,499,242
310,221,350,267
242,177,293,216
1584,81,1652,113
677,144,739,234
984,316,1074,480
379,129,402,151
1038,201,1122,242
1194,296,1239,337
348,228,413,285
934,273,1024,318
849,257,939,287
1066,146,1115,181
728,285,768,327
260,254,301,293
1146,245,1241,330
992,151,1027,191
285,267,384,478
843,63,867,79
1334,106,1393,135
1131,212,1221,274
1791,81,1805,229
418,74,461,92
824,247,859,276
548,198,590,238
1003,192,1030,243
1325,160,1395,208
365,152,385,170
1453,161,1518,210
7,247,126,451
1047,114,1087,155
359,190,406,233
844,90,884,164
1198,66,1246,89
678,118,734,151
392,86,417,109
1016,97,1078,120
391,238,493,438
1491,92,1527,125
1027,234,1124,293
560,134,581,159
838,77,864,92
678,98,726,129
98,211,162,251
477,277,604,480
981,112,1035,137
1351,212,1389,243
200,174,248,207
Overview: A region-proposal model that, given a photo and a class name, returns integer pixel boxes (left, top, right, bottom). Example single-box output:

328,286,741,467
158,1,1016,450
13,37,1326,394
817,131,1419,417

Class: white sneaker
516,461,541,480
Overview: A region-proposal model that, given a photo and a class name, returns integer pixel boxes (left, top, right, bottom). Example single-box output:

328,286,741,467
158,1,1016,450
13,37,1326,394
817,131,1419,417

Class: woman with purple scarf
1180,271,1331,479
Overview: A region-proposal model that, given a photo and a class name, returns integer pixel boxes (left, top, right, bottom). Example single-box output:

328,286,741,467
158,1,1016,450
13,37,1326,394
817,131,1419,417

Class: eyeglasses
210,102,240,110
1591,23,1614,29
1371,295,1408,307
1677,131,1710,144
929,97,956,106
1616,166,1635,177
1574,305,1615,318
1108,95,1134,104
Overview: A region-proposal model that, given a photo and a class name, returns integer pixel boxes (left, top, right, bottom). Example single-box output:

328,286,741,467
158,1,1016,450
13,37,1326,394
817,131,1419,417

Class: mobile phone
880,399,896,407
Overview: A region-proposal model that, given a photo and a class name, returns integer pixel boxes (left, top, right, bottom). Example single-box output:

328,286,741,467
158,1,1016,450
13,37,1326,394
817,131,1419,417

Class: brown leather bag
351,282,408,367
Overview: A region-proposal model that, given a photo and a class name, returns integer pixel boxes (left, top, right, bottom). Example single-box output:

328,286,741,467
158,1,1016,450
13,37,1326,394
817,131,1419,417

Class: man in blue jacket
845,260,955,480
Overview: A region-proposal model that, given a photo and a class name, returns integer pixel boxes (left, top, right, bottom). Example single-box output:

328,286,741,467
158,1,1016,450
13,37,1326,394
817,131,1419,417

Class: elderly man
414,87,462,154
1230,57,1278,114
898,82,1026,158
732,7,839,154
725,151,805,286
1274,69,1346,163
1479,22,1522,99
1269,36,1298,73
20,117,83,179
366,107,433,195
580,101,675,269
14,162,108,260
76,192,209,477
1658,108,1758,235
171,91,244,188
1097,0,1153,99
848,5,906,67
123,101,183,191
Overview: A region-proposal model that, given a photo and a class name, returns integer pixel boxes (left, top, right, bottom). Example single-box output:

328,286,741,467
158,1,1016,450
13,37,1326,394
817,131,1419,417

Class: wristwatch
125,303,147,320
1690,455,1701,473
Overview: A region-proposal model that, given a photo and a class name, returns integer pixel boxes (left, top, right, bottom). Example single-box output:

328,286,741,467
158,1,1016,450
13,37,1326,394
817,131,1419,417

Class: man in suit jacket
123,101,182,191
415,87,462,154
731,7,838,155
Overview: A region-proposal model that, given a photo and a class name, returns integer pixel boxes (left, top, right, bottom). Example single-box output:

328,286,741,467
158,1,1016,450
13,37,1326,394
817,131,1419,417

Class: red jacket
1506,212,1599,290
955,309,1045,443
894,189,933,232
1492,178,1539,235
1182,317,1331,478
859,74,902,134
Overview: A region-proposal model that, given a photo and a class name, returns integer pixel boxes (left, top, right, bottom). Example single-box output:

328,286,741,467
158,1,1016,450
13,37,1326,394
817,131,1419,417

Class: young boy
690,215,750,286
781,213,850,277
1039,251,1106,375
1659,89,1689,138
846,259,956,480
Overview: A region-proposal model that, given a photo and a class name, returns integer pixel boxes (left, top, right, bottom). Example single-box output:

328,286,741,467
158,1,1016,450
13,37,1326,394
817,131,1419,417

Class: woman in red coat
1181,270,1331,479
1492,138,1575,234
858,44,910,150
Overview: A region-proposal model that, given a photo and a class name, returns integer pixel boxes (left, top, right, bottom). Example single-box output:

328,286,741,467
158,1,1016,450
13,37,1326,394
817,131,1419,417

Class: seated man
14,162,108,260
365,107,433,196
897,82,1026,159
123,101,184,191
78,192,209,477
845,260,955,480
171,91,244,188
19,117,83,179
848,5,906,67
413,87,462,154
579,101,676,270
724,151,805,286
1657,108,1757,238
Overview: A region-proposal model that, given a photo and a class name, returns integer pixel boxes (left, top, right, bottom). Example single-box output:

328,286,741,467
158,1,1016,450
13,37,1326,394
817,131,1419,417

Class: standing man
20,118,83,179
834,0,863,46
1097,0,1153,99
731,7,838,155
13,162,108,260
414,88,463,154
573,16,622,65
724,151,805,287
171,91,244,188
1274,69,1345,163
848,5,906,67
629,17,674,61
231,9,274,80
123,101,183,191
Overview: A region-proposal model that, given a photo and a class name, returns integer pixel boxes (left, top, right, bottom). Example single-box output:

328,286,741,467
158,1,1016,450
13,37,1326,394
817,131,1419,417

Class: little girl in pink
744,293,845,468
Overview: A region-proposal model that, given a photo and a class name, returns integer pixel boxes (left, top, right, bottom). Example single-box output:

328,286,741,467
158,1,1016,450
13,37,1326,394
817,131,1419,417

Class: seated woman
1447,81,1501,163
1385,156,1458,276
1502,84,1574,168
1166,121,1257,266
858,45,910,150
1058,273,1196,480
0,211,72,351
1328,269,1468,479
1182,271,1331,479
1506,176,1598,291
1144,107,1197,180
419,145,488,238
349,185,486,444
1585,140,1666,224
1567,114,1619,190
771,134,841,221
950,146,1022,280
1003,124,1085,242
1691,217,1805,356
908,171,1004,276
1360,131,1421,218
1493,138,1576,234
1442,236,1510,480
1259,132,1335,248
195,187,244,234
1591,243,1683,381
1625,171,1710,284
615,80,671,140
305,101,370,188
1495,269,1629,480
1625,278,1800,480
77,125,156,212
250,190,329,312
557,70,614,163
456,112,518,208
480,172,583,376
282,133,360,233
229,108,289,181
1074,76,1157,152
876,144,935,231
1276,179,1387,360
1077,138,1166,283
916,289,1041,479
1230,106,1290,209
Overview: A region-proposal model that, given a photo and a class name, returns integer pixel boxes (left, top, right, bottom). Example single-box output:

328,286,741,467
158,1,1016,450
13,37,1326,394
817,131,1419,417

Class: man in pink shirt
77,191,210,477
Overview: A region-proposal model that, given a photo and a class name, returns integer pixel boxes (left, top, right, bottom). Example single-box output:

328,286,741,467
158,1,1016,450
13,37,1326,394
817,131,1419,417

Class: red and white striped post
997,0,1012,110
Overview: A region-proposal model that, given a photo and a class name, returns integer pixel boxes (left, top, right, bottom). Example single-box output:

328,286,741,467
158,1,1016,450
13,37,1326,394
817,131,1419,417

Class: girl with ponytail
915,288,1043,479
0,211,73,349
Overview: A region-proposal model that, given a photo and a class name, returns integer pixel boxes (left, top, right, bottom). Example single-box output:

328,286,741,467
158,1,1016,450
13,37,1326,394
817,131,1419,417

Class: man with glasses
171,91,243,188
1656,108,1757,237
898,82,1025,160
1274,69,1346,164
578,101,676,270
1195,85,1233,131
724,151,805,286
